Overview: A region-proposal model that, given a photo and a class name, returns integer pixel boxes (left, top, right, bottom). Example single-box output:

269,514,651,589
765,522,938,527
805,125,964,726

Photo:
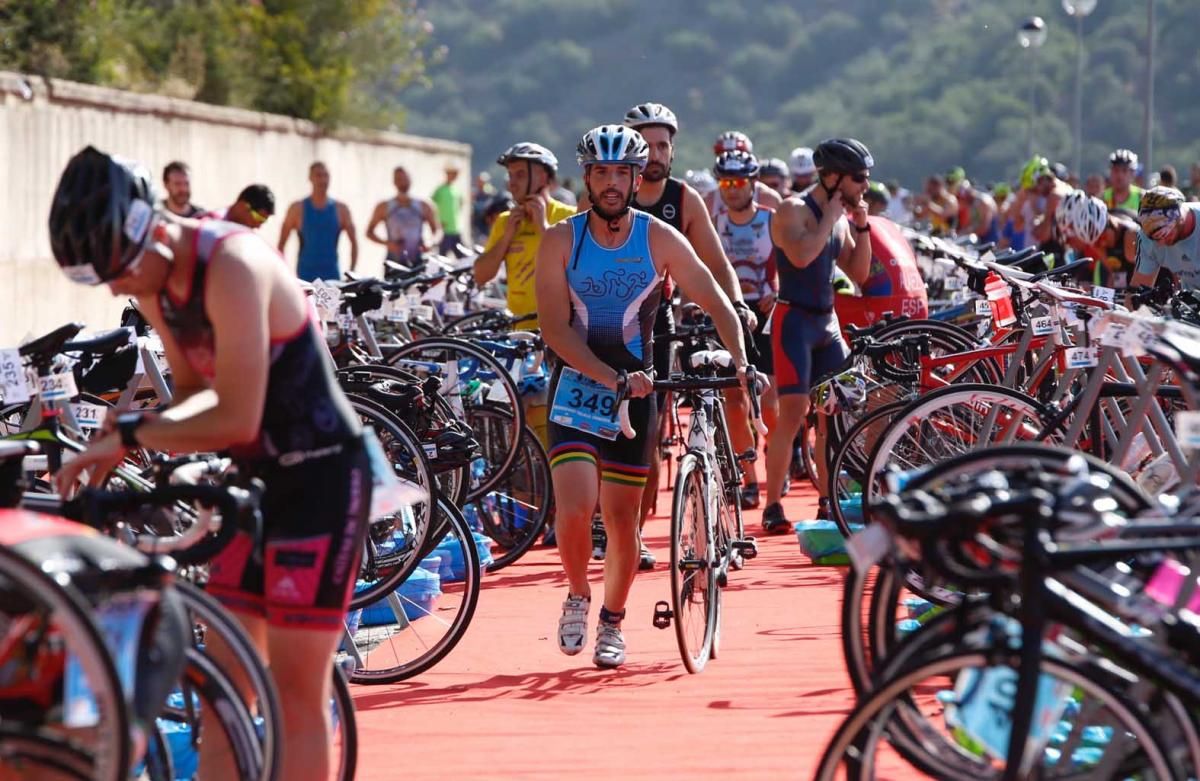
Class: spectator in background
957,180,999,243
471,171,497,242
758,158,791,198
1105,149,1143,212
789,146,817,194
1159,165,1178,189
209,184,275,230
913,175,958,235
1084,173,1105,199
883,179,912,224
278,161,358,282
865,182,889,216
365,166,439,268
431,164,464,256
161,161,204,217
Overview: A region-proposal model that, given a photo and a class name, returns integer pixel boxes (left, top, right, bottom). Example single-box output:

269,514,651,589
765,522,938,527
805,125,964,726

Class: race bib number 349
549,368,620,441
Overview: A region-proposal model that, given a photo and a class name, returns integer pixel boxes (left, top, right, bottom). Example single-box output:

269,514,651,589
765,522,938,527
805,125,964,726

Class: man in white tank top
367,166,440,268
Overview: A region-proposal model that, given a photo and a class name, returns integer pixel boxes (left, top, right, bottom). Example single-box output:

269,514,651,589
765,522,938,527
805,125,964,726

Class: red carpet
352,469,915,779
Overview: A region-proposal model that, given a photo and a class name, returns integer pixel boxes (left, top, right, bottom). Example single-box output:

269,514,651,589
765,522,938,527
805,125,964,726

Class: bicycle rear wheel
670,453,716,674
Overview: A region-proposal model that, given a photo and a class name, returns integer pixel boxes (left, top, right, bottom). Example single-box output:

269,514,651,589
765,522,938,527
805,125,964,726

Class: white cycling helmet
576,125,649,169
685,169,717,197
1055,189,1108,244
790,146,816,177
623,102,678,135
497,142,559,173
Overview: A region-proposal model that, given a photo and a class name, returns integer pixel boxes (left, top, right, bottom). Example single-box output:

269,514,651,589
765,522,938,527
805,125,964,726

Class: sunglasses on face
719,178,751,189
847,172,870,184
247,205,271,224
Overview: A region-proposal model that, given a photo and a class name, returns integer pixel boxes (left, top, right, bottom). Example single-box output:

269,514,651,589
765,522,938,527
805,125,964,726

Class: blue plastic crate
435,531,494,582
357,567,441,626
794,520,863,565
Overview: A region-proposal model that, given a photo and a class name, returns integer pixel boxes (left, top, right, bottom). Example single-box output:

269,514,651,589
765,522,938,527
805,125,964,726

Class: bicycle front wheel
670,453,716,674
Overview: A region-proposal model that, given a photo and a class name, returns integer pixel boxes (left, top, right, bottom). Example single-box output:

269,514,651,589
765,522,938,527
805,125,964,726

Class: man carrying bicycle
49,146,371,781
762,138,873,534
536,125,751,669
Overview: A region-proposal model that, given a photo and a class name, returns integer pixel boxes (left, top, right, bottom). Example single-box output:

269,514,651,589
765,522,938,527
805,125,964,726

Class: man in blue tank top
536,125,751,669
278,161,359,281
762,139,874,534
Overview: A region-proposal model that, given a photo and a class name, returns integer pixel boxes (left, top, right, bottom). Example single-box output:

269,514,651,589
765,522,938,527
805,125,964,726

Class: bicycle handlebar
612,365,767,441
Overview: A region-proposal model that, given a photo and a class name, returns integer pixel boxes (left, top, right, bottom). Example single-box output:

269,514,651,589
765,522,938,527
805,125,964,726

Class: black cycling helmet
812,138,875,175
49,145,159,285
759,157,789,180
712,150,760,179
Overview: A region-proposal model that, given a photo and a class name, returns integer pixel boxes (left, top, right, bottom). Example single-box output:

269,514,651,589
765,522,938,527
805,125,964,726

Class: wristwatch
853,223,871,233
116,412,147,449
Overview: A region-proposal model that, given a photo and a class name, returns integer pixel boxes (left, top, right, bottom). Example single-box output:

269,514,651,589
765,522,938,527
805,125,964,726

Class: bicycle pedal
716,570,728,588
737,448,758,463
679,558,707,571
732,537,759,560
652,600,673,629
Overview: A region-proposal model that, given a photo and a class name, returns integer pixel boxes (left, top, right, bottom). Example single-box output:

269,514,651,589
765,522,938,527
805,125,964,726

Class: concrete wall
0,71,471,345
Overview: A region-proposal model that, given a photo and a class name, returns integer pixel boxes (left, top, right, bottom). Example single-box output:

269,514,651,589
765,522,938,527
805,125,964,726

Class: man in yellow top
474,142,576,326
1104,149,1143,213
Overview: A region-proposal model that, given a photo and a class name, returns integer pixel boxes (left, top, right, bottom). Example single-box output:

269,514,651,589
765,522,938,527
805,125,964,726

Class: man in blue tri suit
762,138,873,534
278,161,359,281
536,125,752,669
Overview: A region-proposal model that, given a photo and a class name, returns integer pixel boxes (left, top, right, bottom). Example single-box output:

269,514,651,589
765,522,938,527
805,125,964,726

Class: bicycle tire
827,399,910,538
345,394,437,608
470,423,553,572
0,545,129,781
175,581,283,781
331,665,357,781
670,453,715,674
382,337,524,496
861,383,1051,518
164,648,265,780
346,494,481,683
813,645,1176,781
0,724,94,780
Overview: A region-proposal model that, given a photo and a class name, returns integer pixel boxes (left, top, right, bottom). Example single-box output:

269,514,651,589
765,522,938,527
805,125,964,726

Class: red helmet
713,130,753,156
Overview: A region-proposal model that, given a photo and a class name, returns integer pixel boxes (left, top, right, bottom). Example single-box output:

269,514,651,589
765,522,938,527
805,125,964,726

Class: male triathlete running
762,138,873,534
1105,149,1144,213
366,165,440,268
49,147,370,781
536,125,751,669
707,131,781,216
712,149,779,509
577,102,752,569
474,142,576,327
1130,186,1200,291
1055,189,1140,288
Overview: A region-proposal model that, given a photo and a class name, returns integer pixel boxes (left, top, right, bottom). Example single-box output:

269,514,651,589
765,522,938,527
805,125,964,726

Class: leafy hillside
398,0,1200,187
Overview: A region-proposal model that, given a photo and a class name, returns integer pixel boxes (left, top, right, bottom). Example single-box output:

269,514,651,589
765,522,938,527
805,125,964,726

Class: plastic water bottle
985,272,1016,327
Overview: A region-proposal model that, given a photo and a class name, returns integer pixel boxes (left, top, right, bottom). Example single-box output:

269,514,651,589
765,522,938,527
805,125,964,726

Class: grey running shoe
593,621,626,668
558,594,590,655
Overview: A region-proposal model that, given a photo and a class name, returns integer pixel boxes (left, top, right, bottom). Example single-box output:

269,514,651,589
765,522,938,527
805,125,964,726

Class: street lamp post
1018,16,1048,156
1143,0,1156,175
1063,0,1097,176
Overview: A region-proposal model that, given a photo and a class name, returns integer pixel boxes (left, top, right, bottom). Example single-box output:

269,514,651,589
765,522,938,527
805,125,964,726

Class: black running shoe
762,502,791,535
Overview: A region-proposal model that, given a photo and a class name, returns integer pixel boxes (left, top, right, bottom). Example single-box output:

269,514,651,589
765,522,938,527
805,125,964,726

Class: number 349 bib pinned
550,368,620,440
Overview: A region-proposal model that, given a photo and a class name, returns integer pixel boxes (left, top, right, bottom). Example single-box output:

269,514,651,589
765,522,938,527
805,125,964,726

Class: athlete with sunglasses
761,138,873,534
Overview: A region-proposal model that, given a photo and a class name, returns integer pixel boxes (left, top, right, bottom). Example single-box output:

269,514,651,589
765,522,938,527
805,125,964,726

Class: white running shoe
558,594,590,655
593,621,626,669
